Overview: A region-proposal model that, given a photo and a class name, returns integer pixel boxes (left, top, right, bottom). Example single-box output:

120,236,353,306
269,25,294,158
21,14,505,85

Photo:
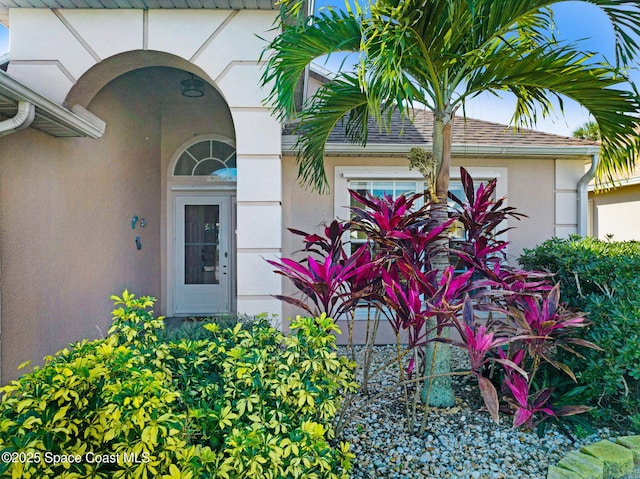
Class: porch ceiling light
181,74,205,98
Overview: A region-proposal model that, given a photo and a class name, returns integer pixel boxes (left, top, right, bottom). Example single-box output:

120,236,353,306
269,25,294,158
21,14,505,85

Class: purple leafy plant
449,167,525,273
504,374,555,428
497,352,591,429
267,220,378,319
271,167,598,433
502,283,598,382
442,296,528,423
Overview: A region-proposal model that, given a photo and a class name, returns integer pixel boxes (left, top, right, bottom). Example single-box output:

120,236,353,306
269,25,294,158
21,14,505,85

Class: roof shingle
322,109,597,147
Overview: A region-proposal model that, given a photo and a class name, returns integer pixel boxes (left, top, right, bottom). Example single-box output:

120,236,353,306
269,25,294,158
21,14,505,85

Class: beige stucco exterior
0,7,284,383
0,66,241,381
590,183,640,240
0,6,596,382
0,76,161,379
6,7,284,319
282,155,557,263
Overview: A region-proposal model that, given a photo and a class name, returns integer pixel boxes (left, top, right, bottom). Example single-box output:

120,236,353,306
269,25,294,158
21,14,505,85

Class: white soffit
281,136,601,158
0,0,278,28
0,0,278,15
0,70,105,138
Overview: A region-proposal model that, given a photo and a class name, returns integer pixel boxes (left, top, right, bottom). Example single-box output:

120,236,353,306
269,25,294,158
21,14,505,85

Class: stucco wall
282,154,557,269
280,154,566,341
590,184,640,240
0,7,285,381
453,157,557,261
6,6,284,321
0,76,162,382
0,65,241,382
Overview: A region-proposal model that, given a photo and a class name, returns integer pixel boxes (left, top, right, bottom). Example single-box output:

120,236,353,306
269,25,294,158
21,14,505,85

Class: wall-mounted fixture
135,236,142,250
139,218,147,228
181,74,205,98
131,215,138,229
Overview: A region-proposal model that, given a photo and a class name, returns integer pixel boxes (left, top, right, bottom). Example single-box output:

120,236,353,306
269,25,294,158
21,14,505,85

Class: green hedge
156,313,261,343
520,237,640,428
0,292,357,479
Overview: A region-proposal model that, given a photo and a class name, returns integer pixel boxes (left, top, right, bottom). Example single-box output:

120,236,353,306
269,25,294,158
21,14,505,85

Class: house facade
589,165,640,240
0,2,598,382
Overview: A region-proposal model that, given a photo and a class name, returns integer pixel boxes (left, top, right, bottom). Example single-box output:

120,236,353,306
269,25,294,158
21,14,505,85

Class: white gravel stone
337,345,623,479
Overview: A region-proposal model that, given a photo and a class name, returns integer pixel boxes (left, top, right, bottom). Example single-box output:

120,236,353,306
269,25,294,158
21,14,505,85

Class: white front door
174,195,231,314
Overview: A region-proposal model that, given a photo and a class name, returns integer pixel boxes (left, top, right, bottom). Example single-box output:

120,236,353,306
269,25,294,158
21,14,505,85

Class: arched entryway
68,53,238,317
0,10,284,383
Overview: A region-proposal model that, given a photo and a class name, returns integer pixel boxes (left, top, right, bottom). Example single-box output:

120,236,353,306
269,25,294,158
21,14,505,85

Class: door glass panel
184,205,220,285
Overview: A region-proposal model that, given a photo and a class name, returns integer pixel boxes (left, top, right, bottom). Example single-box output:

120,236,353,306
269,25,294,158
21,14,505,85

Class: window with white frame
348,180,424,252
334,166,507,319
334,166,508,253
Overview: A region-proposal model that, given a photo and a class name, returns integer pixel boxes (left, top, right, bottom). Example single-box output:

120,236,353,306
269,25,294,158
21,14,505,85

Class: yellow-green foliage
0,292,357,479
168,314,358,479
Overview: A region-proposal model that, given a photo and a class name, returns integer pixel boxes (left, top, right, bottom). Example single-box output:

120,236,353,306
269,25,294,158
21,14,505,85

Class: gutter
577,152,599,236
587,172,640,191
0,100,35,137
0,52,8,71
0,70,105,139
282,136,601,157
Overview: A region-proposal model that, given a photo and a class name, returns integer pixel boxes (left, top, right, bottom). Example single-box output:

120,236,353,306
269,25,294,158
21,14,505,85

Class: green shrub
156,312,264,343
577,294,640,421
0,292,357,479
520,237,640,428
519,235,640,307
165,314,358,479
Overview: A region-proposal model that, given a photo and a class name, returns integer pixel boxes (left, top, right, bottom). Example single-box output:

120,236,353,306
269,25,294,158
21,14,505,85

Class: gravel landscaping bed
338,345,620,479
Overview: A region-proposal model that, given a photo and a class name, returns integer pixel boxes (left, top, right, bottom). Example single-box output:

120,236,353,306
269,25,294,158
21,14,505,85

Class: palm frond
360,18,432,112
597,137,640,187
261,8,363,121
466,0,640,68
584,0,640,66
275,0,307,25
291,74,373,193
261,0,640,190
462,39,640,179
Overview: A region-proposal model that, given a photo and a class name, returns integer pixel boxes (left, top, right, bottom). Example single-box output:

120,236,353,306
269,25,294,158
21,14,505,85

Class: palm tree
261,0,640,406
573,120,600,141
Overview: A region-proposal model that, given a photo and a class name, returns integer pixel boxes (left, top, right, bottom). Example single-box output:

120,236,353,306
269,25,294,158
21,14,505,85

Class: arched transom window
173,139,236,180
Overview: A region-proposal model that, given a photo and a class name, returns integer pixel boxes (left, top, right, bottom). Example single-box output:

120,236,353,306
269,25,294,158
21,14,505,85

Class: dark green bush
157,312,263,343
520,236,640,428
0,292,357,479
519,235,640,307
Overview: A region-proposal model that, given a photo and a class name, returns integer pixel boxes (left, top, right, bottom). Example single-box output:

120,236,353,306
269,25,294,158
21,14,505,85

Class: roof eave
282,136,600,157
0,70,106,139
588,175,640,191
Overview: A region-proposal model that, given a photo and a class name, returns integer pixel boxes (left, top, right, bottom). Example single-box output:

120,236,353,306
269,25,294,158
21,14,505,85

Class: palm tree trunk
421,110,456,407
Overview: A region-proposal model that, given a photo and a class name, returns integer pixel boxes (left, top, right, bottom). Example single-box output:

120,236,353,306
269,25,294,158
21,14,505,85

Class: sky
311,0,639,136
0,1,637,136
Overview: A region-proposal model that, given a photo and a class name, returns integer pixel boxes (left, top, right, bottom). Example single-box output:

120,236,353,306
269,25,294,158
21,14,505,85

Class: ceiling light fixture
181,74,205,98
